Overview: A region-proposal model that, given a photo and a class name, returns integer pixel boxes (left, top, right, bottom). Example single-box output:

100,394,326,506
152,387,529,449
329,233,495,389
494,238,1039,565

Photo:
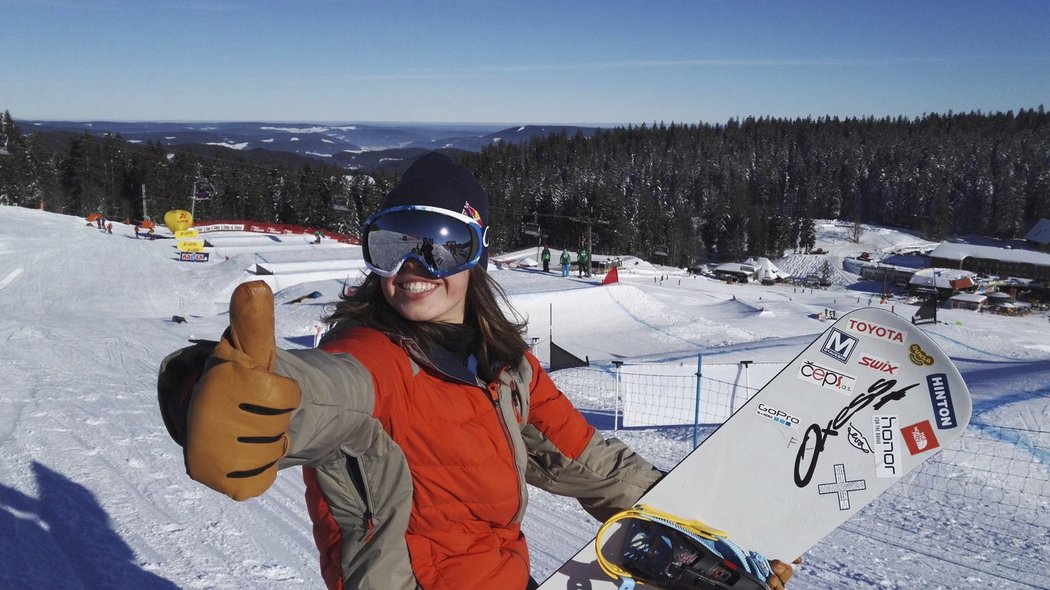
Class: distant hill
17,120,599,170
330,147,472,174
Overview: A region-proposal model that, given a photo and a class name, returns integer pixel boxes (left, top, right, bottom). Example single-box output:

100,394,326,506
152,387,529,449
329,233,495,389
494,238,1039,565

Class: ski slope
0,205,1046,589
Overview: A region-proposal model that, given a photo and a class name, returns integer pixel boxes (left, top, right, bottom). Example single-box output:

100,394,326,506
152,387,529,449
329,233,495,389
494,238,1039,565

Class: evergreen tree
5,108,1050,252
799,215,817,254
59,135,91,215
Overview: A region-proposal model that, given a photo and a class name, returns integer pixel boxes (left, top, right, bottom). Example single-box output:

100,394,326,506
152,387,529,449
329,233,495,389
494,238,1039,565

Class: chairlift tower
191,166,214,219
568,208,609,277
520,208,608,275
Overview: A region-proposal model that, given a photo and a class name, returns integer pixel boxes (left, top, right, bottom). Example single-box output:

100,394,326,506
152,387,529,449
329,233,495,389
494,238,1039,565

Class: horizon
3,1,1048,124
15,104,1047,130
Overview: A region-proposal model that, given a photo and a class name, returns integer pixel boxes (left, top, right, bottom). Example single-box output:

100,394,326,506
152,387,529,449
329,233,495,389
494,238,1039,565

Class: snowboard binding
596,505,772,590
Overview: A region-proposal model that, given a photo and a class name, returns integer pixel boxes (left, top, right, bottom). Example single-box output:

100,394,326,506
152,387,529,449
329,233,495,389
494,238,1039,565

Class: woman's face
380,259,469,323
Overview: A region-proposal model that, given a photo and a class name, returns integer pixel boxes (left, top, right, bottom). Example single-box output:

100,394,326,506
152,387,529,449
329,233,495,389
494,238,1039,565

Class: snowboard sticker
539,307,971,589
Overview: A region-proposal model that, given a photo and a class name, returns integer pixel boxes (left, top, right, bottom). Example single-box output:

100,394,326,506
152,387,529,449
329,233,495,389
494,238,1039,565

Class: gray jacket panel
274,348,380,466
523,427,661,522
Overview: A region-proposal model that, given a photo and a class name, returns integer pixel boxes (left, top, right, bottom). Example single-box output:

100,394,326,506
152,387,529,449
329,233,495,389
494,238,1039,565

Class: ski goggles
362,205,487,278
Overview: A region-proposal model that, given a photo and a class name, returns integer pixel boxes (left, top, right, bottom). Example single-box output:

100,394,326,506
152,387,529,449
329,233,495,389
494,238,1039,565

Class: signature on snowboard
794,378,918,487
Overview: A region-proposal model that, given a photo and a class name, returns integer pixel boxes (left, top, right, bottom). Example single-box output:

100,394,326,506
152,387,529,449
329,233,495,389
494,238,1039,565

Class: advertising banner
177,240,205,252
178,252,210,263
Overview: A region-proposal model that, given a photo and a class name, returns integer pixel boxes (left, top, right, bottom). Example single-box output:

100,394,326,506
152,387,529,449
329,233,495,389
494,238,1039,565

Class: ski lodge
923,219,1050,283
711,262,756,283
927,241,1050,282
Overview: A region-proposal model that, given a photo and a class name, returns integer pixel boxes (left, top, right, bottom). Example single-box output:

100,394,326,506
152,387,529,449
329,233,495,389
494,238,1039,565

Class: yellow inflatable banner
164,209,194,233
177,239,205,253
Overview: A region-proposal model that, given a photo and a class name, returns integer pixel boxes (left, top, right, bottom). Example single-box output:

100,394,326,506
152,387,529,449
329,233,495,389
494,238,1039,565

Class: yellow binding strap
594,504,729,584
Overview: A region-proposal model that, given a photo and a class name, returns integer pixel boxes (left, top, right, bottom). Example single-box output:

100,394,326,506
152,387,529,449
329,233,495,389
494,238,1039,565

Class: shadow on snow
0,462,179,590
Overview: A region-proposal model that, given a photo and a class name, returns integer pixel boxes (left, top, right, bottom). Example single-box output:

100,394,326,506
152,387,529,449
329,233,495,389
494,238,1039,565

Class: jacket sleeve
519,353,661,522
158,338,385,469
273,347,384,468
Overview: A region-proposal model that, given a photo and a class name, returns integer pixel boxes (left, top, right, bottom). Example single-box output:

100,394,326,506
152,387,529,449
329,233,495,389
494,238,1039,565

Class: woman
158,153,797,590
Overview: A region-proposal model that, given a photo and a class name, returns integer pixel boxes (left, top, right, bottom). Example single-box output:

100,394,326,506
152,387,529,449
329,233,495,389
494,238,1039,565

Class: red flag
602,266,619,285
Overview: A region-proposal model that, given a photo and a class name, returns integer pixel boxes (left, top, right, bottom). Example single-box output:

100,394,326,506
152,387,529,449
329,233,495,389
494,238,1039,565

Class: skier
157,153,798,590
541,244,551,272
577,247,589,277
560,249,571,277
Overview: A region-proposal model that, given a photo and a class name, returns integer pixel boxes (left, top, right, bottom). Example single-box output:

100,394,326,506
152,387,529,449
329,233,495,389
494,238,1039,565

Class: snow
950,293,987,304
910,267,976,290
774,222,942,287
0,205,1047,589
1025,219,1050,243
931,241,1050,266
204,141,249,150
258,126,330,134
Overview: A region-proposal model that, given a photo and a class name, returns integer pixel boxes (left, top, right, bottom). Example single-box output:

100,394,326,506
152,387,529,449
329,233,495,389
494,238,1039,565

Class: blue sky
2,0,1048,125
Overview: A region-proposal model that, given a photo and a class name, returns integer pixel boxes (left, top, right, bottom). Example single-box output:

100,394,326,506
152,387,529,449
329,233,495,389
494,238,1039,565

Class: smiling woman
159,152,699,590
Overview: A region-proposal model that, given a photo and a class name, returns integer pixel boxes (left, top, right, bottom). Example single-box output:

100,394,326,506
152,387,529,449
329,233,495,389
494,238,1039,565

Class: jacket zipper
487,379,525,526
396,339,527,528
344,452,376,542
527,455,557,482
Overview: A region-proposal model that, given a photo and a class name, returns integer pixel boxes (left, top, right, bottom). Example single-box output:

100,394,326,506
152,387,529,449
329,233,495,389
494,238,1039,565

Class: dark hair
325,266,529,381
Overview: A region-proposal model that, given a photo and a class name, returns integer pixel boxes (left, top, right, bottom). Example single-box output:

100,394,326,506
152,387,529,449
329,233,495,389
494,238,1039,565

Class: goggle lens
363,206,484,277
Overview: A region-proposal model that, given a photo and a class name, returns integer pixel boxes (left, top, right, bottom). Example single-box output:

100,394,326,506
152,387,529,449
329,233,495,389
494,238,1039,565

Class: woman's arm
274,348,383,467
520,353,662,521
157,281,382,501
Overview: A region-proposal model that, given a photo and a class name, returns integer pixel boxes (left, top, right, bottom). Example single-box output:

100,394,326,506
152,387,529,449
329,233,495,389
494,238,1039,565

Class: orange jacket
272,326,659,590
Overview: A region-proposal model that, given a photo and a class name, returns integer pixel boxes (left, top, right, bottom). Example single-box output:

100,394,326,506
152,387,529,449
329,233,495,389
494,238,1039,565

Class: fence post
693,353,703,448
612,360,624,433
737,360,752,413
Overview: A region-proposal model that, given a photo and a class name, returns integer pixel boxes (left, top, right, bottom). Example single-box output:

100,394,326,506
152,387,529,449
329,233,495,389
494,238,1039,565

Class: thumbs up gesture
185,281,302,500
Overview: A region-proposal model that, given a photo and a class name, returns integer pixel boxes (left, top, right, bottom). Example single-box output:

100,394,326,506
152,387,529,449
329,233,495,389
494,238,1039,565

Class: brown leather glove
185,280,302,501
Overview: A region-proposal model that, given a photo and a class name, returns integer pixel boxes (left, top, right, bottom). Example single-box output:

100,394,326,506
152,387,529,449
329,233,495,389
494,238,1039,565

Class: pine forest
1,108,1048,267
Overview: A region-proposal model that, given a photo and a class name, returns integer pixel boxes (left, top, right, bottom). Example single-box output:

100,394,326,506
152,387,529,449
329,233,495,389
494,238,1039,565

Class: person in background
541,244,551,272
157,153,798,590
577,247,589,277
560,249,571,277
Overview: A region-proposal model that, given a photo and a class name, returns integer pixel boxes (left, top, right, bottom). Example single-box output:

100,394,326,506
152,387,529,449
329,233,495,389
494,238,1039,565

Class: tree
851,219,864,243
798,215,817,254
6,109,1050,251
59,135,91,215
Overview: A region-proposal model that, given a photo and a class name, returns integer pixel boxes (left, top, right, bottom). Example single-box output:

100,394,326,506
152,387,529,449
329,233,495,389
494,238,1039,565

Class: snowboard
539,307,971,589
